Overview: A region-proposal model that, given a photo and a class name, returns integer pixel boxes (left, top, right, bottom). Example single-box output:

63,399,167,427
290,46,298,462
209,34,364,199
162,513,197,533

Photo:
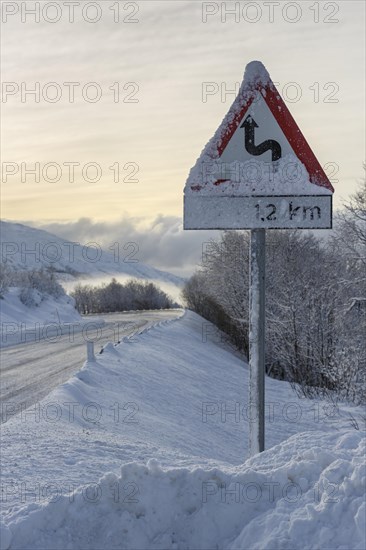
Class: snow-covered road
0,310,182,423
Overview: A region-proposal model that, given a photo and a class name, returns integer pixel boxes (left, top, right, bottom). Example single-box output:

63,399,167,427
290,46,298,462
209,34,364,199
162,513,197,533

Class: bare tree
183,222,365,403
71,279,177,314
334,165,366,266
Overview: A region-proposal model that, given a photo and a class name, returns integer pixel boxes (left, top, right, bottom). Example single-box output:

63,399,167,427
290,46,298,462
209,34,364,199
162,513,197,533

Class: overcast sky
1,0,365,273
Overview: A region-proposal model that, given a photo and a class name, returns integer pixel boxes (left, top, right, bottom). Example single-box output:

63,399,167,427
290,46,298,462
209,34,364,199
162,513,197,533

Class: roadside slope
0,311,364,550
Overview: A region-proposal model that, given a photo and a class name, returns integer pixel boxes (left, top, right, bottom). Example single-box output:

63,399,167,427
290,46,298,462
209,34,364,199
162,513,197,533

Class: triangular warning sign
184,61,333,230
185,61,334,194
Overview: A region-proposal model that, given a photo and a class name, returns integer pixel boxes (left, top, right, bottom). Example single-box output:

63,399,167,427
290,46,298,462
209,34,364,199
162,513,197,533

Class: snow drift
1,431,364,550
0,311,364,549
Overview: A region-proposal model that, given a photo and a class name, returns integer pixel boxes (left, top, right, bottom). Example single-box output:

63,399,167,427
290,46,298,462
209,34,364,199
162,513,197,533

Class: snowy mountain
0,220,184,290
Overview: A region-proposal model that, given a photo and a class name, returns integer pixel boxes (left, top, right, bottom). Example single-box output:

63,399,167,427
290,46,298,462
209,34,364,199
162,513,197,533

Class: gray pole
87,341,95,362
249,228,266,455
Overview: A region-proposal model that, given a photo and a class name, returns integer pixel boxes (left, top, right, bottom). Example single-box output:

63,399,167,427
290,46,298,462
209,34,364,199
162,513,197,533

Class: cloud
32,216,221,277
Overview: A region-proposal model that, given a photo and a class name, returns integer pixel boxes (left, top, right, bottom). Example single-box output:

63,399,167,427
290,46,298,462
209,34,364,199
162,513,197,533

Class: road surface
0,310,183,423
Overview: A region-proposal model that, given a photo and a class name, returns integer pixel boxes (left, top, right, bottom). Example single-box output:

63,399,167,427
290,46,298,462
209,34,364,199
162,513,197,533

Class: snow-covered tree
334,166,366,266
183,221,365,403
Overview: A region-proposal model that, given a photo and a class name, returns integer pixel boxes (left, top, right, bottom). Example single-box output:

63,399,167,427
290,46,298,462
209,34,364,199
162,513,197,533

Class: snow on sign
184,61,334,230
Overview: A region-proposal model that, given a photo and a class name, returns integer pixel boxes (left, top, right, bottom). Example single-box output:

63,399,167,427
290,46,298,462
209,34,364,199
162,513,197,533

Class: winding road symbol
241,115,282,162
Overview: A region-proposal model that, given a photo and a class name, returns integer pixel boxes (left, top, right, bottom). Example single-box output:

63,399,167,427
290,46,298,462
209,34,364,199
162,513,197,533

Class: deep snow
0,311,364,549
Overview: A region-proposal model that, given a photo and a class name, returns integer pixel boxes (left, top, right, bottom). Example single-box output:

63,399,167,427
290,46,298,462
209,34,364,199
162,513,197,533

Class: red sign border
217,82,334,193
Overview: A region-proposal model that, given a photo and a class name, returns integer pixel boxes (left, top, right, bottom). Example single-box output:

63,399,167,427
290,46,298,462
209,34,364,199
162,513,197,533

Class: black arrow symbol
241,115,282,162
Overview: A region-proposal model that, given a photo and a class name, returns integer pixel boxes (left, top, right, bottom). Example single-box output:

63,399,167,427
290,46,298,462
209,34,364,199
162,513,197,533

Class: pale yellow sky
1,0,365,224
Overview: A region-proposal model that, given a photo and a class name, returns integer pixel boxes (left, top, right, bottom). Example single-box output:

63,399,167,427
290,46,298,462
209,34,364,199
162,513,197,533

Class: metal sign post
249,229,265,454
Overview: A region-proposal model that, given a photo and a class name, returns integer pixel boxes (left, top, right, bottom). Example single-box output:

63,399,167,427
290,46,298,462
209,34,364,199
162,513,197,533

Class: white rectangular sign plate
184,195,332,230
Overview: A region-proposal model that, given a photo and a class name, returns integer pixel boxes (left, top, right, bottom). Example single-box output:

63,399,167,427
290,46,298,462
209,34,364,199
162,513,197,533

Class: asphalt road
0,310,183,423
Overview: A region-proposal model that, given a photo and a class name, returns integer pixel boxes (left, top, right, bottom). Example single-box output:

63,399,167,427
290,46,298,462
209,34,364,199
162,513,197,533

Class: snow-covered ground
0,288,105,349
0,311,364,549
0,288,81,327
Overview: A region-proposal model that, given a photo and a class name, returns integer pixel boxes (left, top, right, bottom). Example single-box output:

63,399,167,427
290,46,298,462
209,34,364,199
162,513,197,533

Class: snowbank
1,311,364,549
1,431,364,550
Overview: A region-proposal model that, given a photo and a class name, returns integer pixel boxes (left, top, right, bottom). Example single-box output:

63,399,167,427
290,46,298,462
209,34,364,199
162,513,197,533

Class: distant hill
0,221,184,290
